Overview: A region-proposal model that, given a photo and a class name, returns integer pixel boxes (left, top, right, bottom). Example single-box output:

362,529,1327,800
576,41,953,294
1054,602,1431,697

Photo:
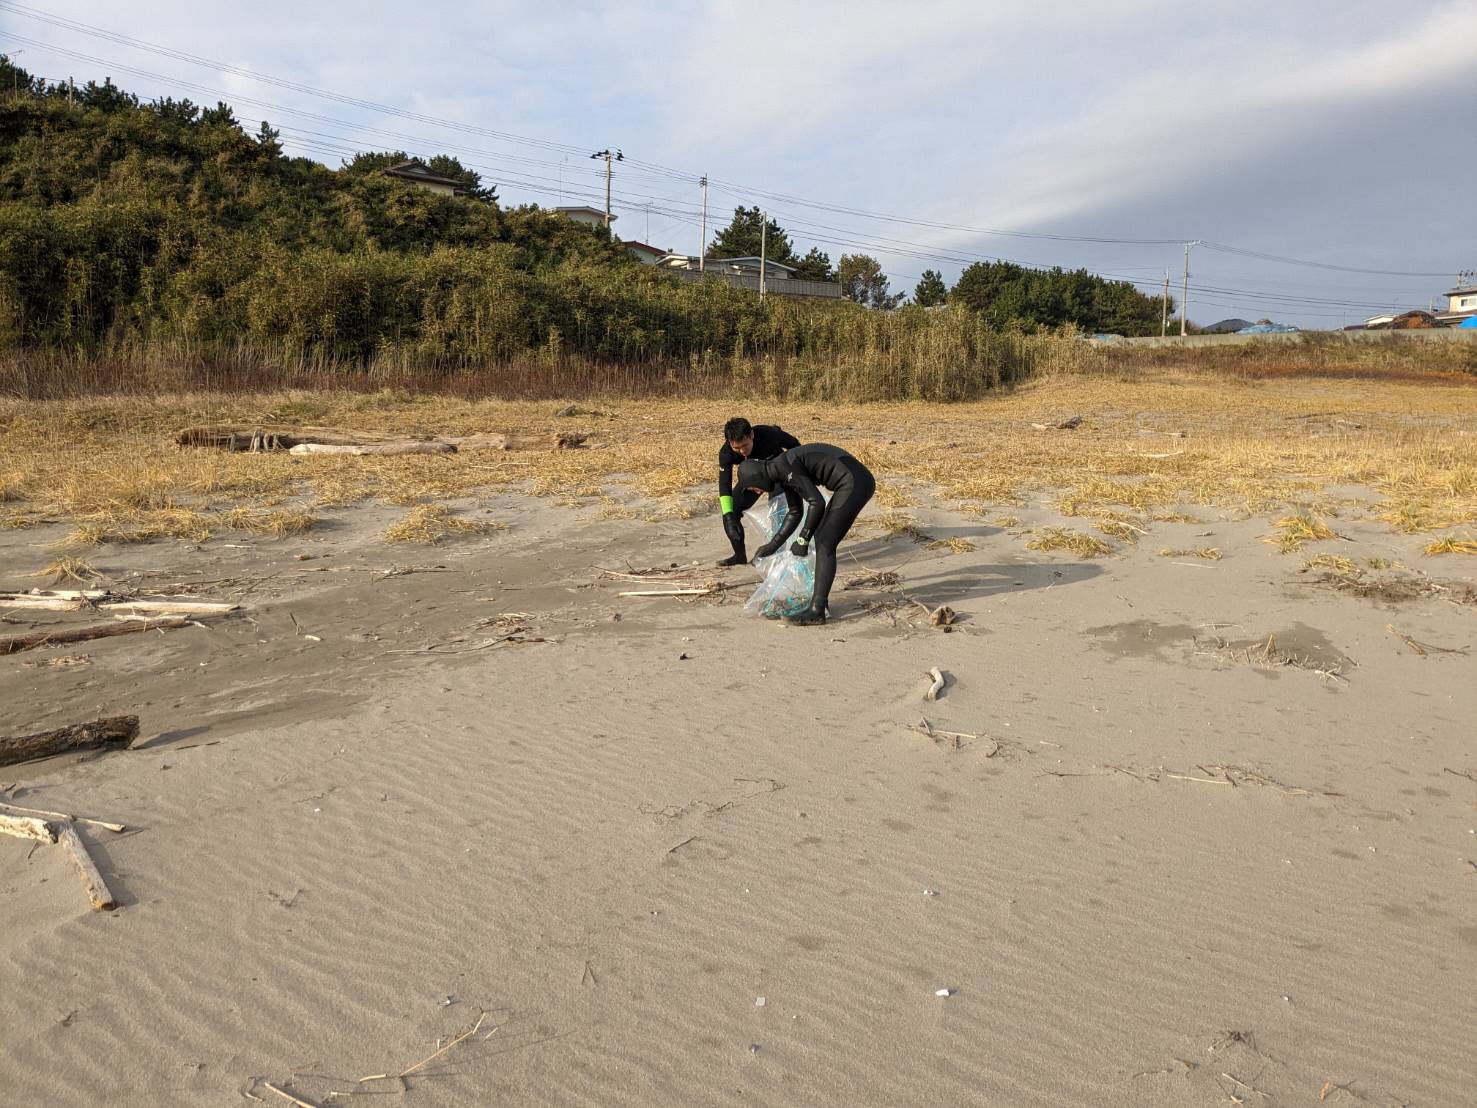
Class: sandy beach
3,469,1474,1106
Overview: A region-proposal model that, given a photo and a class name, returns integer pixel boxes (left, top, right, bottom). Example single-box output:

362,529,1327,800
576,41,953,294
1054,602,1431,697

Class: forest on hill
0,60,1168,398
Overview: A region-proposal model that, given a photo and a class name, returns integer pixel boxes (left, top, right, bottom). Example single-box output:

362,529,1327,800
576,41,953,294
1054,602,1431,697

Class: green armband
719,495,734,515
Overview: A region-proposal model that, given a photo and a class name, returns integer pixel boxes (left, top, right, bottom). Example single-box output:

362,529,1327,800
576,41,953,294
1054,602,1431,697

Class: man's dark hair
723,417,753,444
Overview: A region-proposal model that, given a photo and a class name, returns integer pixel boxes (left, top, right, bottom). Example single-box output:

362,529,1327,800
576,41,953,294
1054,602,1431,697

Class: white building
380,160,469,197
553,205,614,228
1443,278,1477,313
622,241,669,265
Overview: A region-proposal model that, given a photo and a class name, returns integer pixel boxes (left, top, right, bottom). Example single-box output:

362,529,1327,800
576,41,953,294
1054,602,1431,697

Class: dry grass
384,504,503,544
33,555,103,585
1424,535,1477,555
1095,518,1146,545
1267,513,1338,554
1159,547,1222,560
0,370,1473,557
1027,527,1114,557
926,536,977,554
217,507,318,537
1303,553,1361,575
872,510,931,543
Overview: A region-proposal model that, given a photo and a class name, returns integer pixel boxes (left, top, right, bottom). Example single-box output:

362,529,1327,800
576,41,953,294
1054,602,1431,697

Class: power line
4,22,1457,318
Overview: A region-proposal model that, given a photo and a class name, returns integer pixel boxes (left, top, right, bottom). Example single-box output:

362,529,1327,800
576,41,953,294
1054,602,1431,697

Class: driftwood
617,588,714,597
0,810,60,843
0,591,237,616
175,425,401,451
58,822,117,910
1,617,189,655
924,667,947,701
181,425,582,455
0,801,125,833
288,441,454,457
0,715,139,768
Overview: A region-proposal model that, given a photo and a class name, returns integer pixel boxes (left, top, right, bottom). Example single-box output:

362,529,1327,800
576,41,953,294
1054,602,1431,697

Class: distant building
660,255,798,281
657,254,841,299
622,241,669,266
1444,278,1477,313
380,159,470,197
553,206,614,228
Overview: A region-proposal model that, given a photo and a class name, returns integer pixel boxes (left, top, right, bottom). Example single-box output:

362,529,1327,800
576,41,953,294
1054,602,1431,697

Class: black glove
790,537,810,557
754,539,782,560
722,512,744,547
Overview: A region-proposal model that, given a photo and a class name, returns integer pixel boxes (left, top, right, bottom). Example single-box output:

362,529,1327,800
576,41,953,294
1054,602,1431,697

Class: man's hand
753,539,782,560
790,538,810,557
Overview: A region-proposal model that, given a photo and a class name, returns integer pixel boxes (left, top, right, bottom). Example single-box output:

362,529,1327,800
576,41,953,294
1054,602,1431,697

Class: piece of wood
101,599,238,616
617,588,712,597
925,667,946,701
57,821,116,910
0,594,237,615
176,425,402,452
0,801,125,833
440,432,510,451
0,715,139,768
288,441,454,456
0,617,188,655
0,811,60,843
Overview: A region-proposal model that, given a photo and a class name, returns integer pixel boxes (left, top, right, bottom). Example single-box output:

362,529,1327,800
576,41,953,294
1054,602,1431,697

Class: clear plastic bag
743,495,818,619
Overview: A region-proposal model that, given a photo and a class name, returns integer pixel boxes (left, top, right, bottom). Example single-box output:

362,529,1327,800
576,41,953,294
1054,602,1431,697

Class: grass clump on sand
1424,535,1477,556
217,507,317,537
926,536,976,554
65,508,214,546
1027,527,1113,557
874,511,932,543
1303,553,1361,575
1159,547,1222,560
385,504,503,544
33,555,103,585
1267,513,1338,554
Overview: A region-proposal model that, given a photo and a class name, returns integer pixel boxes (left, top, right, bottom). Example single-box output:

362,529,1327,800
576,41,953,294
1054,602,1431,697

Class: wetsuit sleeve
769,488,804,545
787,472,827,542
717,444,736,514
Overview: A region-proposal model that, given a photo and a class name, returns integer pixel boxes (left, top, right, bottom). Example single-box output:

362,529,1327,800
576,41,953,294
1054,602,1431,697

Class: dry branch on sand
0,616,191,655
0,589,238,616
0,715,140,768
843,569,902,590
1386,624,1469,656
0,810,119,910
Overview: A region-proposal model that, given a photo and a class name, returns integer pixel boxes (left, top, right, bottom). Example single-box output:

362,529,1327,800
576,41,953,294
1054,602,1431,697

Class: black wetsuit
758,444,876,620
717,424,799,561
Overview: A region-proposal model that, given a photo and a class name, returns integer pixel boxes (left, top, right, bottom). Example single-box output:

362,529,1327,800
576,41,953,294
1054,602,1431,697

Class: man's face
730,433,756,458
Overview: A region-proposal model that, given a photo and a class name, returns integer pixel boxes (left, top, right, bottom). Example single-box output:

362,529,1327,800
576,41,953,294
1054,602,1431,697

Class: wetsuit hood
735,457,774,494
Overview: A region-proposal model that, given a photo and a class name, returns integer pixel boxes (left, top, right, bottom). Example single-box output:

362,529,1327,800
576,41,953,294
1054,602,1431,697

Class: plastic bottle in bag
742,496,818,619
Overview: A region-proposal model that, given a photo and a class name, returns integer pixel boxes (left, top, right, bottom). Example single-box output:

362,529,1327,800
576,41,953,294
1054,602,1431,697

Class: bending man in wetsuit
716,417,800,566
736,443,876,626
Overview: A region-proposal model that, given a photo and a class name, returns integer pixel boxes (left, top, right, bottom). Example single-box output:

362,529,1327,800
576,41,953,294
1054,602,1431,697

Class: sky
3,0,1475,329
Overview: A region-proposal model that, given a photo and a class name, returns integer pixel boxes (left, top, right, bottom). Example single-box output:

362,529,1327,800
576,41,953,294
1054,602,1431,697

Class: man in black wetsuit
716,416,800,567
736,443,876,626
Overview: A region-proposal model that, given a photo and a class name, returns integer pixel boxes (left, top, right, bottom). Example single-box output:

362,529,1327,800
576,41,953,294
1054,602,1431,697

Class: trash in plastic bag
743,496,817,619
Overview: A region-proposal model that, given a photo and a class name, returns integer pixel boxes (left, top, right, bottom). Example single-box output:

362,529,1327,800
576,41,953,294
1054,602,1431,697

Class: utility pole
68,76,74,105
590,148,623,229
699,175,708,272
1180,240,1197,337
1161,269,1169,337
759,211,768,302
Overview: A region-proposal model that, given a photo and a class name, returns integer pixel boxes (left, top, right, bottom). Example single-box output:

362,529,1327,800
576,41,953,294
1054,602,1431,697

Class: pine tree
913,269,948,307
709,206,796,263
